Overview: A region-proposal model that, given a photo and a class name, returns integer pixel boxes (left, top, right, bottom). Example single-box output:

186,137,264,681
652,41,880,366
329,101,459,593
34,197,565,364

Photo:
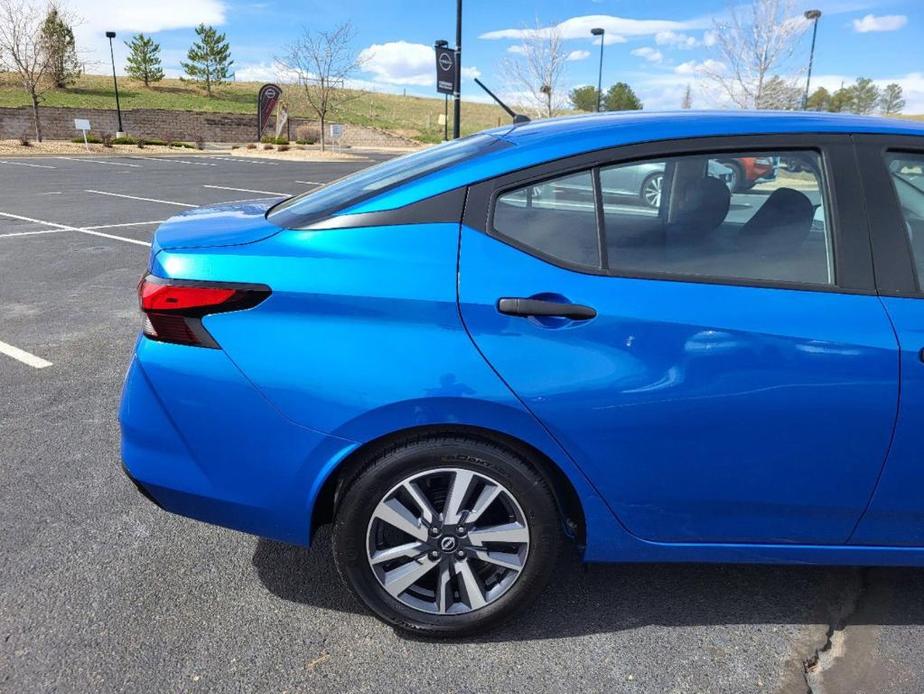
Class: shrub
260,134,274,144
137,139,146,149
100,133,114,148
195,135,205,150
277,144,289,152
112,135,136,145
18,133,31,146
230,144,240,150
295,124,317,143
168,141,195,149
73,133,102,144
295,138,316,145
263,144,275,150
245,142,257,149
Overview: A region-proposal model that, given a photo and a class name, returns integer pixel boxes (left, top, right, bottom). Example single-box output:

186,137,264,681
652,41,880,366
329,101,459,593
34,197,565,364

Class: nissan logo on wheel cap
440,536,458,552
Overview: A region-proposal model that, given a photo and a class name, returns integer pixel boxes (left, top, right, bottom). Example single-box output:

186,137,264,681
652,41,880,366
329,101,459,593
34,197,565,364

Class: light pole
802,10,822,110
105,31,125,136
591,27,605,112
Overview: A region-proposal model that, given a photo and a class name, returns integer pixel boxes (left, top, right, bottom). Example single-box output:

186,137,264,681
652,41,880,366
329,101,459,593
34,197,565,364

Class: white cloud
507,45,526,55
852,14,907,33
675,59,724,76
702,30,718,47
655,31,697,48
631,47,663,63
566,49,591,61
357,41,480,88
480,14,707,43
234,62,297,83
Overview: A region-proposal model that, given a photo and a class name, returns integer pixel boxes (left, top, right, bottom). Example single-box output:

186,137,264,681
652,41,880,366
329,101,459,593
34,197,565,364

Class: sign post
74,118,91,151
257,83,282,141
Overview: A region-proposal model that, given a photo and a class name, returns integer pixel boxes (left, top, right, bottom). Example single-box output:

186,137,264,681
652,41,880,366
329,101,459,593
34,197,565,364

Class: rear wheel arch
310,424,586,548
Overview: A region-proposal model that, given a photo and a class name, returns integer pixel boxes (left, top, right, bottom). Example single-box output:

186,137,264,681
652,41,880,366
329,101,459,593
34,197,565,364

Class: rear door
459,134,899,545
851,137,924,545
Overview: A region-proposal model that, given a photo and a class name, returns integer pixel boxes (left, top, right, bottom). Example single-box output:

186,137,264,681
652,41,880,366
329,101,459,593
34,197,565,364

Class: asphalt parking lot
2,152,924,693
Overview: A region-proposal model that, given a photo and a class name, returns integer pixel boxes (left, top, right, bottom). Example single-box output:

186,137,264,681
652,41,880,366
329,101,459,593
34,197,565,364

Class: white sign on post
330,123,343,150
74,119,91,151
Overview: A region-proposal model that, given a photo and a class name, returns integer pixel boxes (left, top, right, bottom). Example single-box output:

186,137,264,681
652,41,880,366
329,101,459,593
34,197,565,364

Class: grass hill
0,74,512,143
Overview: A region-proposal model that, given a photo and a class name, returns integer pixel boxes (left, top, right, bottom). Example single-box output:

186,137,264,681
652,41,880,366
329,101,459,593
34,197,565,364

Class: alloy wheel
366,467,530,615
643,174,663,208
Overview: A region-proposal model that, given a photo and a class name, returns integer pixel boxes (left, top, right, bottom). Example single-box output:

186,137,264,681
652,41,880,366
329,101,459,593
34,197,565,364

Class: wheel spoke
465,482,502,525
468,522,529,546
435,563,452,614
471,548,524,572
402,480,437,525
372,498,428,541
369,541,427,565
443,469,475,525
455,559,487,610
382,556,439,597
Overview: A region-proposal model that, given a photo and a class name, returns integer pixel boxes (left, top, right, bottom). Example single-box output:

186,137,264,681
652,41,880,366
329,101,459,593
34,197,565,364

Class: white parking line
0,159,56,169
0,211,151,247
85,190,198,208
56,157,141,168
203,184,289,196
0,228,67,238
210,156,279,166
0,340,52,369
125,156,216,167
83,220,165,230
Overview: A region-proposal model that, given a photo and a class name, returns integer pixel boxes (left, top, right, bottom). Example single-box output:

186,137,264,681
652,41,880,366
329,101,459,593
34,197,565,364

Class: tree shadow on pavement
252,527,924,643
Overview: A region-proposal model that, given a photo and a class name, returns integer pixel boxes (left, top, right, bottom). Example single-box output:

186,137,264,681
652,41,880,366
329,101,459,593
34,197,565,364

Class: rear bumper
119,337,358,545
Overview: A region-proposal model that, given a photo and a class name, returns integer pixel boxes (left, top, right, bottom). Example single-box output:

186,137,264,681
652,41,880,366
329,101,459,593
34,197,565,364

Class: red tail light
138,274,270,348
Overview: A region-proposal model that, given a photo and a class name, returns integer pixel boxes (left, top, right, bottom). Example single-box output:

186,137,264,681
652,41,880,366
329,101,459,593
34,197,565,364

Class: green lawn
0,74,512,143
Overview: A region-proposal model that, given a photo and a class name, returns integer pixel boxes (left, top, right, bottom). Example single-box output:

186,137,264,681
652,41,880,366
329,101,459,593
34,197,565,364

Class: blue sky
73,0,924,111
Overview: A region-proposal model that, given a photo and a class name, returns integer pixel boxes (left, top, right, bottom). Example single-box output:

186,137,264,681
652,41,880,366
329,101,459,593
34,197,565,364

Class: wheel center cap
439,535,458,552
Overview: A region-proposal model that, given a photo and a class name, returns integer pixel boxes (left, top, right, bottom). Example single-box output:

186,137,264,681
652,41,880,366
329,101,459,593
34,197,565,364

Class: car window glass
494,171,600,268
884,152,924,287
600,150,833,285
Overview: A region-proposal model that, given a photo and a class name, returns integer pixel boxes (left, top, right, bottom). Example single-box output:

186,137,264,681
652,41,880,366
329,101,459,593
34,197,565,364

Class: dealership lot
2,153,924,693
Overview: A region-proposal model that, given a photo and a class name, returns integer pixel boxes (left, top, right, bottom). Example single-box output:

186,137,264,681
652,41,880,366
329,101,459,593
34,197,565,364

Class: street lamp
802,10,822,110
591,27,605,112
105,31,125,137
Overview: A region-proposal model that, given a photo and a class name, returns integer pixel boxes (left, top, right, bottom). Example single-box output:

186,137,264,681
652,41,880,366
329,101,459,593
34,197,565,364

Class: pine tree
569,85,599,112
879,83,905,115
604,82,643,111
681,84,692,109
40,5,80,88
850,77,880,115
805,87,831,111
181,24,233,96
125,33,164,87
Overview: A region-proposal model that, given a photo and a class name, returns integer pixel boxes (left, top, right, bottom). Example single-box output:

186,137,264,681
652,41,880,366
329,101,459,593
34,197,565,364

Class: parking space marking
210,156,279,166
0,211,151,247
85,190,198,208
125,156,216,167
56,157,142,168
0,228,68,239
0,340,52,369
203,184,289,196
0,159,56,169
83,220,165,230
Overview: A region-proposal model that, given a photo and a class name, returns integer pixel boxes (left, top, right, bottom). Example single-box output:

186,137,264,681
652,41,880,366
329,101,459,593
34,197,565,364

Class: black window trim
853,134,924,298
464,133,877,296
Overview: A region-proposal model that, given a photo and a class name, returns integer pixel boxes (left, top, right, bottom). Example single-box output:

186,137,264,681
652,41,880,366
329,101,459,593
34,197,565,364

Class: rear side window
884,152,924,287
267,134,507,229
494,171,599,268
491,149,834,287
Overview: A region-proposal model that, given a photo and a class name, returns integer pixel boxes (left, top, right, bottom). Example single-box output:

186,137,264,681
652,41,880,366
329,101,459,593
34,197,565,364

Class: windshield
267,133,508,229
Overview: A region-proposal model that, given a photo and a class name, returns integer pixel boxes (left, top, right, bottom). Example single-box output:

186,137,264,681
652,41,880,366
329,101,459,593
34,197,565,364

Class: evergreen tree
40,5,80,88
125,33,164,87
805,86,831,111
828,86,854,113
569,85,599,112
681,84,692,109
879,83,905,115
604,82,642,111
181,24,233,96
850,77,880,115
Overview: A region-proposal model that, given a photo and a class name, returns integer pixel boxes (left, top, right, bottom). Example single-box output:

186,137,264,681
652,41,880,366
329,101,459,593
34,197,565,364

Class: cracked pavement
3,155,924,693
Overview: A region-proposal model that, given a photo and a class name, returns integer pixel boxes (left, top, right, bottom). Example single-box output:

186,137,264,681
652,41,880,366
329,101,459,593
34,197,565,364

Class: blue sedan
120,111,924,636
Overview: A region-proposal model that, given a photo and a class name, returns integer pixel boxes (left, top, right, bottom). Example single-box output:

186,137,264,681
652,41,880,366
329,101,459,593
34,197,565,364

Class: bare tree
0,0,51,141
705,0,808,109
277,22,363,151
499,21,567,119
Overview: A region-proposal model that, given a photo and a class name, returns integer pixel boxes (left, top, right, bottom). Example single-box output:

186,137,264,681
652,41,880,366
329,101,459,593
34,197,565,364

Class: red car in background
719,156,777,191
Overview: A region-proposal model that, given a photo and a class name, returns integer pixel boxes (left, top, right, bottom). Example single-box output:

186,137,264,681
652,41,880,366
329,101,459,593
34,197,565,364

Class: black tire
726,161,745,193
331,435,562,637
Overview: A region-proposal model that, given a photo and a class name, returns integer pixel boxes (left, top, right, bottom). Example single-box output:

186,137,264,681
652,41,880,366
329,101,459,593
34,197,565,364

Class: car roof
342,110,924,216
